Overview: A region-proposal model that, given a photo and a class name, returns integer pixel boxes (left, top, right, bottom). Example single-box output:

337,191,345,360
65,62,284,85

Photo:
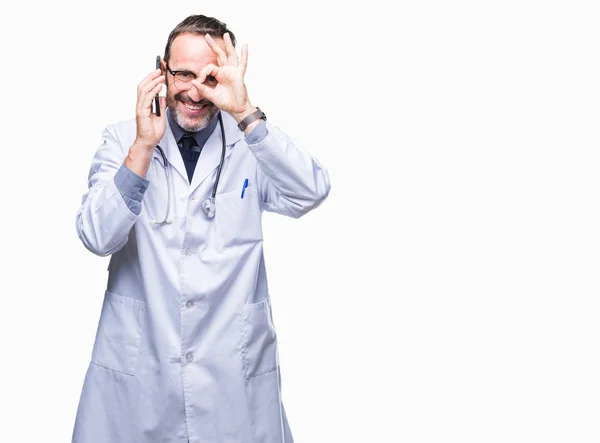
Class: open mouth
180,101,208,114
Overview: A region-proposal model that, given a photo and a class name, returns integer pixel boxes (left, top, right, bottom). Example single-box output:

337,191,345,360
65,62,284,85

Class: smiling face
164,33,226,132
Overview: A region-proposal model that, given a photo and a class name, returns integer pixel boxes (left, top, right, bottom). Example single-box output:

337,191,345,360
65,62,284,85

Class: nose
186,85,202,102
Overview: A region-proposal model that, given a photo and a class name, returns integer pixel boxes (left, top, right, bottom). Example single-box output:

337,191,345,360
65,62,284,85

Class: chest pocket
215,185,263,249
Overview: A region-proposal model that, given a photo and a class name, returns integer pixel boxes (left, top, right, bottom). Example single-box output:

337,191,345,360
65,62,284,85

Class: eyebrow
170,67,195,73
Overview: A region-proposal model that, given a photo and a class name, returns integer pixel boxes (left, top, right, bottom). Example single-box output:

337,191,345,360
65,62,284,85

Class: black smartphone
154,55,161,117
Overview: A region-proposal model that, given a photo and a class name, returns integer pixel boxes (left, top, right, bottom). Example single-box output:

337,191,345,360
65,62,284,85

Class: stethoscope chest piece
202,197,216,219
148,112,226,225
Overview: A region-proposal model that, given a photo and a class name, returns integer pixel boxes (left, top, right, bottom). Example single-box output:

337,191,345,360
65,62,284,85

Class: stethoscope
145,112,226,225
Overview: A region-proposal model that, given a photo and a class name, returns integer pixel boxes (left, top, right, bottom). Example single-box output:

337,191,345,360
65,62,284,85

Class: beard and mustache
167,90,218,132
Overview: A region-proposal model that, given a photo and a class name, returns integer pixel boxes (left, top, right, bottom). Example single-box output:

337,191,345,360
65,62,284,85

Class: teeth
184,103,203,110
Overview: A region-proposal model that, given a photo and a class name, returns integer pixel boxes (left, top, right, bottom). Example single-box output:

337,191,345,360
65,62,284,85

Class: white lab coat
72,112,330,443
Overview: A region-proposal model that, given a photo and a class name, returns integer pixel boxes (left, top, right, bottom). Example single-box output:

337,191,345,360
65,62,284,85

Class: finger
189,79,216,103
138,68,163,92
205,34,229,66
240,44,248,77
196,63,220,84
138,76,165,113
138,74,165,101
158,96,167,113
138,81,163,114
139,81,164,114
223,32,238,65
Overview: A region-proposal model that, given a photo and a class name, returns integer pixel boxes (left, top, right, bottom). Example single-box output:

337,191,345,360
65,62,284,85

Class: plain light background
1,0,599,442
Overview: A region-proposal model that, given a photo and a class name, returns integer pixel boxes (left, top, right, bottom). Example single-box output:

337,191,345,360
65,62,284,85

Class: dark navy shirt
168,107,218,183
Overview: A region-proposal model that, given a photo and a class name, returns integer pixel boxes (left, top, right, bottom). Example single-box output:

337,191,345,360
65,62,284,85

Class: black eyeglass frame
165,64,218,87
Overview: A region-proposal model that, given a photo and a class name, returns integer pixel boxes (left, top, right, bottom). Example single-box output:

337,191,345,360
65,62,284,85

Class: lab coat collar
188,111,243,195
154,118,186,184
153,111,243,191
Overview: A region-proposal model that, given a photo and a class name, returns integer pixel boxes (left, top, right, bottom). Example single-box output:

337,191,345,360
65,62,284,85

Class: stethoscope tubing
148,111,226,224
212,112,226,199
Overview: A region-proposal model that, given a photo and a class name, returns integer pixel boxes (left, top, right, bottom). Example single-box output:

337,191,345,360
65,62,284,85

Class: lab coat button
186,300,194,308
186,352,194,362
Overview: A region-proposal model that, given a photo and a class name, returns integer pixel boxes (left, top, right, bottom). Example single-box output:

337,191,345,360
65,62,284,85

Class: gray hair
164,15,236,64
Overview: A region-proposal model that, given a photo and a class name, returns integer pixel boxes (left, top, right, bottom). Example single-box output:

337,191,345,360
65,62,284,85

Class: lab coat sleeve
248,122,331,218
76,125,141,257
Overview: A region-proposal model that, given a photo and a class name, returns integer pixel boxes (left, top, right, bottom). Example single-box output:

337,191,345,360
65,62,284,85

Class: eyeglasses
166,65,218,91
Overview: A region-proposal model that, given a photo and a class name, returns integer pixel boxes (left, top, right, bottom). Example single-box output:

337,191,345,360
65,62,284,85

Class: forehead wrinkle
170,33,224,72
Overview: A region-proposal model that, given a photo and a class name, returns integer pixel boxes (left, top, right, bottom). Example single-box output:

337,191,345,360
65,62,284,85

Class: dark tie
181,135,202,152
179,135,203,182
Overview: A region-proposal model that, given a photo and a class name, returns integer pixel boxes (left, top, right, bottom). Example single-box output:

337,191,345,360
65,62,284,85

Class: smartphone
154,55,161,117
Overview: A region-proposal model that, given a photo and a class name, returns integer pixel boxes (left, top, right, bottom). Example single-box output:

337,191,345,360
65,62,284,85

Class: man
72,14,330,443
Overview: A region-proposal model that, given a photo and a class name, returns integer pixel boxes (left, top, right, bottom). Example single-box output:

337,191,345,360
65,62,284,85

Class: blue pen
241,178,249,198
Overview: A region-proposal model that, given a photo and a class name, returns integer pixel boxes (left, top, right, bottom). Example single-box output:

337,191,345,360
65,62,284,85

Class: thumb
159,96,167,113
190,80,215,103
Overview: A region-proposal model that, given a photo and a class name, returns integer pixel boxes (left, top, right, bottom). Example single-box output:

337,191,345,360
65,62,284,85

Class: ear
160,58,167,74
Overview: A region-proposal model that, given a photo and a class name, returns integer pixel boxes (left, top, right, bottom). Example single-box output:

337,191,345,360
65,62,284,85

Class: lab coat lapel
189,112,243,194
153,118,188,184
